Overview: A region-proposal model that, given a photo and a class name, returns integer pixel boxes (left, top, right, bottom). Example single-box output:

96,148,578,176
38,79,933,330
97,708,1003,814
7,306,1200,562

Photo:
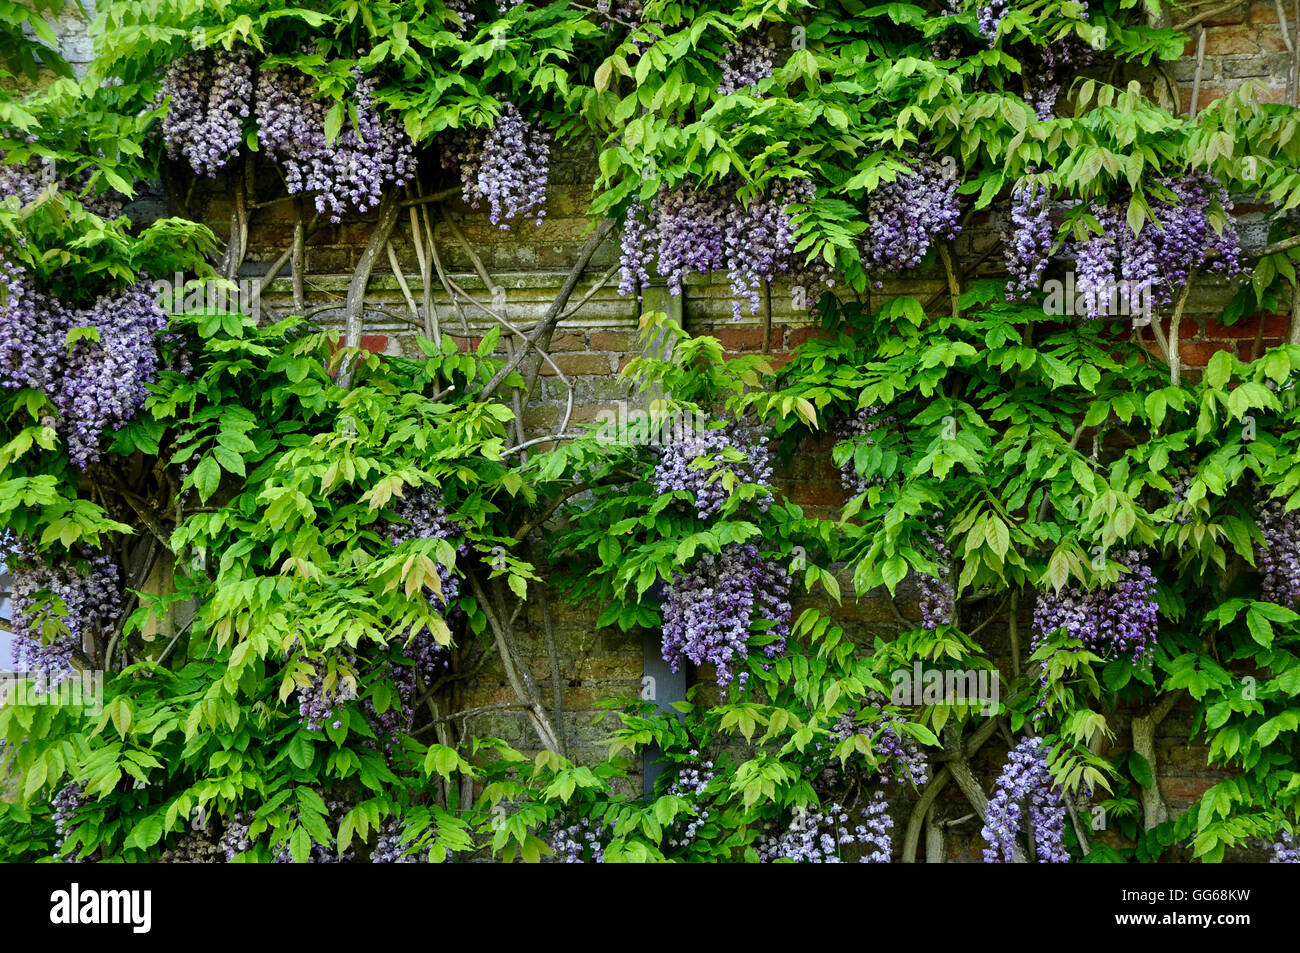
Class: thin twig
512,474,636,542
398,186,461,208
1189,28,1207,118
1168,276,1195,386
1173,0,1244,32
441,213,497,292
938,243,962,319
412,702,535,734
558,262,621,320
475,220,616,403
386,241,422,326
339,191,401,389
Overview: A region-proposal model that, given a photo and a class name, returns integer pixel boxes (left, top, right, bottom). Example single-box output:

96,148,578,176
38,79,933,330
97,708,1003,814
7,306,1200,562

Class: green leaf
192,455,221,502
1129,752,1154,788
131,814,164,849
1204,350,1232,390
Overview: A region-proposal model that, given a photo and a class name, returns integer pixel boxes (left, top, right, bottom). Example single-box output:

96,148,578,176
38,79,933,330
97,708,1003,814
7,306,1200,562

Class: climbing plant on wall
1,0,1299,863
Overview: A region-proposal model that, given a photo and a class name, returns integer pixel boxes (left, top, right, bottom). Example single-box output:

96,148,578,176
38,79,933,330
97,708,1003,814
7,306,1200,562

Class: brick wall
27,2,1296,858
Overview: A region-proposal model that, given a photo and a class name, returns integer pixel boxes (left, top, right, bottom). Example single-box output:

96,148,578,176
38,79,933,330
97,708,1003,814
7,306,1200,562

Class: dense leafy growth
1,0,1299,864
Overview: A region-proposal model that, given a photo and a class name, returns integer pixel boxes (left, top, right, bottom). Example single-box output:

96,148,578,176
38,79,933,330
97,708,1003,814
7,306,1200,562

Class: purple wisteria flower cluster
976,0,1009,44
1028,35,1096,120
717,31,777,95
930,0,965,59
9,545,120,688
1031,549,1159,665
0,154,58,204
1272,830,1300,863
1005,179,1054,300
617,198,657,297
362,488,465,745
0,256,61,394
826,703,930,789
0,157,125,219
442,101,550,229
51,781,95,862
156,49,253,177
549,816,608,862
371,817,425,863
653,422,773,519
158,830,224,863
594,0,644,27
617,177,831,318
1167,467,1193,526
295,656,359,731
756,795,893,863
56,282,169,468
0,260,169,467
661,543,791,693
919,516,954,630
218,812,254,860
1255,491,1300,607
444,0,477,32
273,798,355,863
981,735,1069,863
857,156,961,284
835,405,892,497
1073,173,1242,321
383,486,465,615
256,66,415,222
665,751,716,850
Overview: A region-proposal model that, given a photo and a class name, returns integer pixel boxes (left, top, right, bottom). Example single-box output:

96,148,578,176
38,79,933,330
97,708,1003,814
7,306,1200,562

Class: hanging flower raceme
617,177,831,318
255,64,414,221
1031,550,1159,665
442,101,550,229
982,736,1069,863
661,543,791,693
857,155,961,285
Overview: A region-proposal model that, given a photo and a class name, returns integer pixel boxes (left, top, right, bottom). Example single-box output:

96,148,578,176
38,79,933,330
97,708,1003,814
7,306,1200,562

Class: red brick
338,220,384,244
548,330,589,352
1159,776,1217,803
305,247,353,272
1185,83,1287,112
588,330,637,351
1176,340,1234,368
360,335,389,354
787,326,834,347
538,353,614,376
521,406,561,430
1188,28,1257,57
711,326,765,351
1203,313,1287,339
1248,1,1279,24
1206,4,1248,26
790,482,849,506
567,403,623,425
